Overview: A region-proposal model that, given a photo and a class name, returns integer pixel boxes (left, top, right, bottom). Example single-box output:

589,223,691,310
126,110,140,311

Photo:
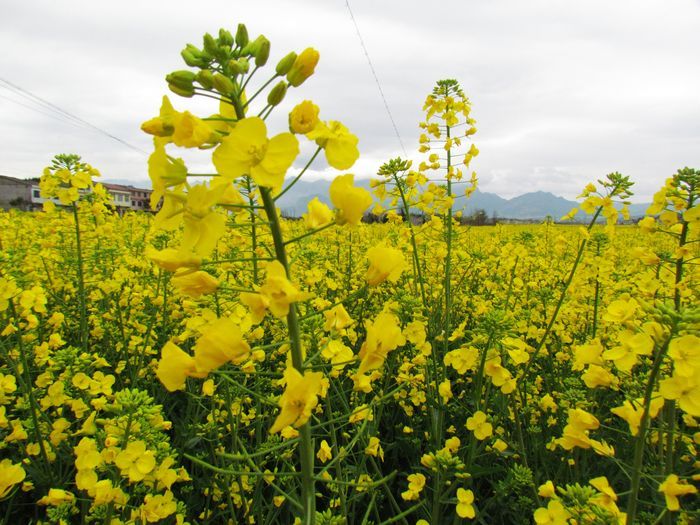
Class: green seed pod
235,24,249,48
212,73,235,95
267,81,288,106
166,70,196,91
219,28,234,48
196,69,214,90
203,33,218,55
275,52,297,76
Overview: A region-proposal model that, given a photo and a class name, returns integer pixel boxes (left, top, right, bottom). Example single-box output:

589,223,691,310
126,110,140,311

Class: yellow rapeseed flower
269,367,325,433
213,116,299,192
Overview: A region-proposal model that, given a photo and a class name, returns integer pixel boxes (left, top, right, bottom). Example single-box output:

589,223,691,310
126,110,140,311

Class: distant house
0,175,156,213
0,175,37,210
102,183,157,213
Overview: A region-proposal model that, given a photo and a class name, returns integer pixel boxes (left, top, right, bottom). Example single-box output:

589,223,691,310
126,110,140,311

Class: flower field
0,25,698,525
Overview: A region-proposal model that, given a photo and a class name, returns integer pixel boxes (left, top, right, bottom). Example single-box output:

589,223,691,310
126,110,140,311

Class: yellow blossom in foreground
114,440,156,482
668,335,700,376
365,244,406,286
466,411,493,440
37,488,75,506
146,247,201,273
194,317,251,374
0,459,25,499
358,312,406,375
289,100,320,134
401,473,426,501
538,481,556,498
146,138,187,207
303,197,333,229
140,490,178,523
256,261,313,318
213,116,299,192
611,396,664,436
323,304,353,332
287,48,320,87
329,174,372,225
439,380,453,403
589,476,619,514
269,367,325,433
456,488,475,519
602,330,654,372
658,474,697,511
492,438,508,453
602,298,638,323
444,346,478,374
156,342,206,391
659,374,700,417
141,96,217,148
321,340,354,370
316,440,332,463
307,120,359,170
365,437,384,461
533,500,570,524
171,270,219,299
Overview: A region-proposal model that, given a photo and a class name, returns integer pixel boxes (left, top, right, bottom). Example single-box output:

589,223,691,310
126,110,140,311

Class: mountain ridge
103,178,651,220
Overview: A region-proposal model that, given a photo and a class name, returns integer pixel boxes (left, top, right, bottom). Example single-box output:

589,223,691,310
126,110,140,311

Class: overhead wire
0,77,148,155
0,93,87,129
344,0,407,157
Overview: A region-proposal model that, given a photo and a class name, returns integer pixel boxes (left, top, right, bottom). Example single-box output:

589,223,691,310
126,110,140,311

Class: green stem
393,173,427,310
259,186,316,525
625,337,672,522
245,176,260,284
9,304,54,484
284,222,335,245
73,204,88,353
275,147,323,202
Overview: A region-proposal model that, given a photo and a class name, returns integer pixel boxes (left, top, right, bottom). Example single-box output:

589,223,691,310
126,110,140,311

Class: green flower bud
181,44,206,67
275,52,297,76
228,58,249,76
196,70,214,90
203,33,217,55
243,35,269,62
219,28,234,48
235,24,249,48
168,83,194,98
212,73,235,95
166,70,196,91
267,81,288,107
255,37,271,67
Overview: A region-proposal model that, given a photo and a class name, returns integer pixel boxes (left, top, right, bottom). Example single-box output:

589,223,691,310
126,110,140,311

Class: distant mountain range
104,178,650,220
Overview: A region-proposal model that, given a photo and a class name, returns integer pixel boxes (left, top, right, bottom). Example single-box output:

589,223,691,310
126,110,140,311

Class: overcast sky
1,0,698,201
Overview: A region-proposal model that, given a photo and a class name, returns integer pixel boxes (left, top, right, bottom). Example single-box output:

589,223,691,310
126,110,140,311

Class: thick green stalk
9,304,54,483
259,186,316,524
226,85,315,522
393,174,427,310
72,204,88,353
625,337,671,523
245,176,260,284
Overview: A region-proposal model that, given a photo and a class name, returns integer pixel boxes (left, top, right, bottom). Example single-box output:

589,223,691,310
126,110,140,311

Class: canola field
1,24,698,525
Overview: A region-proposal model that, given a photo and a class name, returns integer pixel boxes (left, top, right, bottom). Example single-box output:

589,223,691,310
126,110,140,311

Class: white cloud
1,0,698,202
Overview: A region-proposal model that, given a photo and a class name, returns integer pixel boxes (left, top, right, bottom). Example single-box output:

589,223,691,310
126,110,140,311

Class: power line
344,0,407,157
0,93,87,129
0,78,149,156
